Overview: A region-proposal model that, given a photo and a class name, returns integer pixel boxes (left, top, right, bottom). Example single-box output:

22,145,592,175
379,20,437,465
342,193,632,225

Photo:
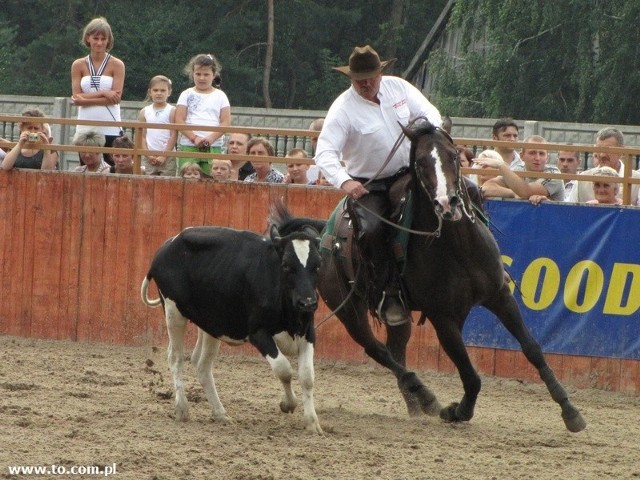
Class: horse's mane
410,120,438,138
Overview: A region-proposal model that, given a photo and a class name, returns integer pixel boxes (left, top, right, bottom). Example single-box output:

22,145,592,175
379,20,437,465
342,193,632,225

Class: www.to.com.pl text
6,464,117,476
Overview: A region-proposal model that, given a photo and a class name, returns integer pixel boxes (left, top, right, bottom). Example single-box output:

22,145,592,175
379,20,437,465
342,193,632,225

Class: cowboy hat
333,45,397,80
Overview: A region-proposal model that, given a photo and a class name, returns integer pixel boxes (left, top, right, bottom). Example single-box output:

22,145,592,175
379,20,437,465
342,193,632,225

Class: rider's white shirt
315,76,442,189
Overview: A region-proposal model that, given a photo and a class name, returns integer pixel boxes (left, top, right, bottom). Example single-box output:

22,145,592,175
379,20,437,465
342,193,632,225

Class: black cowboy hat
333,45,397,80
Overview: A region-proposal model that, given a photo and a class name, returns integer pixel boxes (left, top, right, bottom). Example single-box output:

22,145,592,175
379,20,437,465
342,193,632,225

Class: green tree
0,0,449,110
428,0,640,124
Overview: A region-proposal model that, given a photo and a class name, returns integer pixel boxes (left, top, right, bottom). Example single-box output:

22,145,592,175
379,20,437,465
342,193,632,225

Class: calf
141,202,326,434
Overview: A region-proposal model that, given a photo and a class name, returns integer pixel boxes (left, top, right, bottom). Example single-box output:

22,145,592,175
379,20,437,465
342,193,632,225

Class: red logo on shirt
393,99,407,109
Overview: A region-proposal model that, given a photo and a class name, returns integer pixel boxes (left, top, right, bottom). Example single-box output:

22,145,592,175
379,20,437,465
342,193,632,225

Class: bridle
353,120,475,239
412,126,477,226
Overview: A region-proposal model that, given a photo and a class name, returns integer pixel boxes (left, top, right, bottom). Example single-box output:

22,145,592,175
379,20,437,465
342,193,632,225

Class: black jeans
349,168,408,306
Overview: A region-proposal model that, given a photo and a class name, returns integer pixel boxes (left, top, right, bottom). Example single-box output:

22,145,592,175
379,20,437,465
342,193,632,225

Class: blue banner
463,200,640,360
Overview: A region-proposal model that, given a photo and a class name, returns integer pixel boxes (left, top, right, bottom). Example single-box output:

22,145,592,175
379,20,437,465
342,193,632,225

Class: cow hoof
212,413,235,425
280,400,297,414
306,420,324,435
174,407,190,422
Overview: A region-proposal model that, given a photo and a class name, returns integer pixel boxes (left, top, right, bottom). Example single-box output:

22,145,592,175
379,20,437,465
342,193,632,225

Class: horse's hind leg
385,322,439,416
486,289,586,432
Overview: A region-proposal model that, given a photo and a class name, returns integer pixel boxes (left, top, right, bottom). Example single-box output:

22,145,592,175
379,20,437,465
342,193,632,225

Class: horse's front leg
431,316,481,423
340,307,440,417
485,290,587,432
385,321,411,366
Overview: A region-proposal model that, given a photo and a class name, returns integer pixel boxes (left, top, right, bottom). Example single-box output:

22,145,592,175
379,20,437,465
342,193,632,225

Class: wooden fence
0,169,638,396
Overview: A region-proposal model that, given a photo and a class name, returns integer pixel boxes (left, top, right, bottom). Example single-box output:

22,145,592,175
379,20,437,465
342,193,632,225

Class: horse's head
402,120,463,222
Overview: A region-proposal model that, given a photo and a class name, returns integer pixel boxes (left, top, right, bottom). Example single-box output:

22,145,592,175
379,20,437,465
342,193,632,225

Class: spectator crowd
1,17,639,205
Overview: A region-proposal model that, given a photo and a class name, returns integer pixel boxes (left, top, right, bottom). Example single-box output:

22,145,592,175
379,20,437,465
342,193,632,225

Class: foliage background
0,0,446,111
428,0,640,124
1,0,639,124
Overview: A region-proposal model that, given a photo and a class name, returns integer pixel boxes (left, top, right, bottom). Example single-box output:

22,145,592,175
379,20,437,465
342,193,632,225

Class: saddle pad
321,194,414,270
320,197,348,255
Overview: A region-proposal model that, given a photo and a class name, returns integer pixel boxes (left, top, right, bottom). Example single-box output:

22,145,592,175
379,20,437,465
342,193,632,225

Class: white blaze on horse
318,121,586,433
141,200,326,434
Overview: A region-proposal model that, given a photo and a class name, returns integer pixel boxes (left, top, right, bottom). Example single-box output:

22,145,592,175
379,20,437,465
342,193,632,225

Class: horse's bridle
412,126,477,226
353,119,476,239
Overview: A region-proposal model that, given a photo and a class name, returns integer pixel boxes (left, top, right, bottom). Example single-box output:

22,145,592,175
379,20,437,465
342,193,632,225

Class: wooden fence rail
2,115,640,205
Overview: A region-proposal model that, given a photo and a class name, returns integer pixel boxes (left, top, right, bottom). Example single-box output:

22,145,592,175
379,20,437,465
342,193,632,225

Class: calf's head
271,225,322,313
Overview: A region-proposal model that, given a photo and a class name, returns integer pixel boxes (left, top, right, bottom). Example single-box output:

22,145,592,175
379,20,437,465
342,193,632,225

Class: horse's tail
140,276,162,308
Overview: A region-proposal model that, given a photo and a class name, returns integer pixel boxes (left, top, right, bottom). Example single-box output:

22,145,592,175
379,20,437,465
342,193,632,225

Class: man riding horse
315,45,443,325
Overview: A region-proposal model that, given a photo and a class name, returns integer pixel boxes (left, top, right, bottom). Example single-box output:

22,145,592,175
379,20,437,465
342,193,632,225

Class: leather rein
352,120,473,239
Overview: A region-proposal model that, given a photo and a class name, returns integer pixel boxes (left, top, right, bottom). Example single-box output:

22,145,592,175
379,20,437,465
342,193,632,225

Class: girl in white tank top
137,75,177,176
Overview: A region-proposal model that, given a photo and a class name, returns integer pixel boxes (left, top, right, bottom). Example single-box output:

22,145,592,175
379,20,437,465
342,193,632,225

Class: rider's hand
341,179,368,200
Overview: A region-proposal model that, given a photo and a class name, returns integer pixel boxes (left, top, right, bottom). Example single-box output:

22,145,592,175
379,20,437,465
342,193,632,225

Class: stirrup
376,290,410,327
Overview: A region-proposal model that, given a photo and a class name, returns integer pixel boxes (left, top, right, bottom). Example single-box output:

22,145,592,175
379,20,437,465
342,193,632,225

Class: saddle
320,175,413,284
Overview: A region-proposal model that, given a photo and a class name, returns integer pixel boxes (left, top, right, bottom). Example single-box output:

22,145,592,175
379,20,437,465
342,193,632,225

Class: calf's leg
192,328,234,424
165,300,190,421
295,338,322,434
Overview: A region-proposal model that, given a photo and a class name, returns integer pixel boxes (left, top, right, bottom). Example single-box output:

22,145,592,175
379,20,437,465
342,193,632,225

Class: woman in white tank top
71,17,125,166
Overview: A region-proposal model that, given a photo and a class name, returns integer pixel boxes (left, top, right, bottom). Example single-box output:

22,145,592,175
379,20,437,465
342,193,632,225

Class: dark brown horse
317,121,586,432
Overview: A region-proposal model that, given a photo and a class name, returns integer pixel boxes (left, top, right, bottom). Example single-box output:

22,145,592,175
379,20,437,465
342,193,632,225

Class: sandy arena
1,335,638,480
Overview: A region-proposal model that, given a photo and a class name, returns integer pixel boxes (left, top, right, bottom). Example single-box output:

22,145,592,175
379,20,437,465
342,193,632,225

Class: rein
353,121,465,239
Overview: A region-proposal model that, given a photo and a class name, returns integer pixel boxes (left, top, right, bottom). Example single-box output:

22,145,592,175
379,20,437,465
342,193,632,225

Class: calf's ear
270,225,284,252
270,224,281,242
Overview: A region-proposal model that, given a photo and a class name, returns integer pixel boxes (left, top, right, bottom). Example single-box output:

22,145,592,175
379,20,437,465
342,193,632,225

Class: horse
317,121,586,433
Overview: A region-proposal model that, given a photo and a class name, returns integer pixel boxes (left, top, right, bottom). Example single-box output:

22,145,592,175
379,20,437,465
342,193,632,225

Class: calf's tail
140,276,162,308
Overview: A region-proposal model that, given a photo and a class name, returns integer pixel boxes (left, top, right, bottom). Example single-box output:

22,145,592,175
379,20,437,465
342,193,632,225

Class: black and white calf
141,202,326,434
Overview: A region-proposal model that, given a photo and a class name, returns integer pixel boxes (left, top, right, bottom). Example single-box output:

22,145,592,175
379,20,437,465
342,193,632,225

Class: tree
0,0,449,110
427,0,640,124
263,0,274,108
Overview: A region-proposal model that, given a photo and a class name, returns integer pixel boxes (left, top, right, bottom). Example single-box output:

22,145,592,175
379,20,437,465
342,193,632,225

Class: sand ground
1,335,638,480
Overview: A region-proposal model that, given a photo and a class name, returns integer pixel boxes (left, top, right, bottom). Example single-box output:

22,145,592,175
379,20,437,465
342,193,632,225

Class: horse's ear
399,122,415,141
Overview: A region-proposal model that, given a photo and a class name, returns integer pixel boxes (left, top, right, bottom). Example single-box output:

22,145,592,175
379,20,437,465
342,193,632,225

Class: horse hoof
439,402,459,422
402,391,423,417
420,395,442,417
562,409,587,432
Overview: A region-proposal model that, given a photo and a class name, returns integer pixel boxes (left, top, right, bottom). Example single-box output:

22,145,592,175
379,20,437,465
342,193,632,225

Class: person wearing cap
315,45,442,326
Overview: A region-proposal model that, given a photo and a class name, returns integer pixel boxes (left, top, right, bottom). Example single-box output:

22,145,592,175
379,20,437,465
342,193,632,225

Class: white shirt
315,76,442,188
143,104,175,152
176,88,230,148
568,162,640,204
77,75,122,136
509,151,523,169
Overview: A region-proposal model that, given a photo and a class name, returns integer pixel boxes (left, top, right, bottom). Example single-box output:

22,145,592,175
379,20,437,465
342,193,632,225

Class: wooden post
133,126,144,175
